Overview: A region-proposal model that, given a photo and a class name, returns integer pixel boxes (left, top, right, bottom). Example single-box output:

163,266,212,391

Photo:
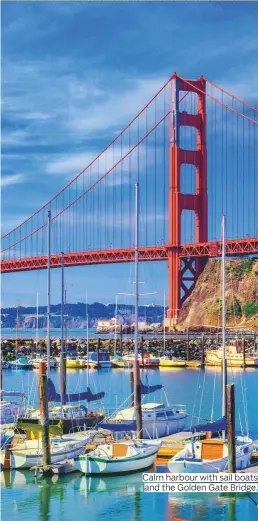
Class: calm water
1,327,116,340
1,367,258,520
1,468,258,521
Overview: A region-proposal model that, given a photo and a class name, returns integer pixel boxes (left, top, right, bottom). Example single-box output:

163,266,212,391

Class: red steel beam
1,238,258,274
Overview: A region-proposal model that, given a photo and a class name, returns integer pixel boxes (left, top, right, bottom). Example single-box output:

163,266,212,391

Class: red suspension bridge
1,73,258,324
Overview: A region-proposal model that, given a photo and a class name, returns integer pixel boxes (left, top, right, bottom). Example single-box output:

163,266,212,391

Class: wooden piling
141,336,144,366
38,361,51,467
227,383,236,473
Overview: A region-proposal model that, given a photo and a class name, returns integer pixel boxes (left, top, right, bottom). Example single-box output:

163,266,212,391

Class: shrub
242,301,258,318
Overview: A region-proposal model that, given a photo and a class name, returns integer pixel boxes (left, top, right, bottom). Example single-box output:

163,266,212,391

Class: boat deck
157,432,258,460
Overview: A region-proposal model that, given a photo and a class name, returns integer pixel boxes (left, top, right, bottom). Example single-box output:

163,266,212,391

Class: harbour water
1,367,258,520
1,467,258,521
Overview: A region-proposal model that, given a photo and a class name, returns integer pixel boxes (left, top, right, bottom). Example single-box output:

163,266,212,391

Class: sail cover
16,420,63,436
98,421,137,432
190,416,227,434
140,381,163,395
47,378,105,403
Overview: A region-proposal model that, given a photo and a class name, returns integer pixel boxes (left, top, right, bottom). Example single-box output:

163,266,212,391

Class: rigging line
2,76,176,242
238,407,244,437
190,368,202,429
205,78,258,112
175,74,258,125
197,370,206,425
2,111,171,253
210,368,217,423
239,368,249,437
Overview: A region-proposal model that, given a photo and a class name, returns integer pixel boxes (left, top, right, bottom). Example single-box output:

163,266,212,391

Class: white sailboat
74,439,161,475
109,188,187,439
1,430,97,469
168,216,253,473
74,184,161,475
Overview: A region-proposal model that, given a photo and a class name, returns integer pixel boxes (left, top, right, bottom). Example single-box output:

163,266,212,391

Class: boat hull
115,415,187,439
17,415,104,435
159,360,186,367
1,444,85,469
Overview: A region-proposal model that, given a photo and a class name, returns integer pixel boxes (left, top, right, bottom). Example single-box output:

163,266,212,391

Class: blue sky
2,2,258,308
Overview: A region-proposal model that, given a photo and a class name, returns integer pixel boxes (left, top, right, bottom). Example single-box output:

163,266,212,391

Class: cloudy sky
2,2,258,308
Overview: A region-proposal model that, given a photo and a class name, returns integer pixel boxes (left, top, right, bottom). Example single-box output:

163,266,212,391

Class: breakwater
2,333,258,362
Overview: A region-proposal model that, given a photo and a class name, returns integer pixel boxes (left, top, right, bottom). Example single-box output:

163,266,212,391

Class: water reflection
2,469,258,521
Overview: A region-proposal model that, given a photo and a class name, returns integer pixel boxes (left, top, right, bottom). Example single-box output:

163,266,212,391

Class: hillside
0,302,164,329
177,258,258,330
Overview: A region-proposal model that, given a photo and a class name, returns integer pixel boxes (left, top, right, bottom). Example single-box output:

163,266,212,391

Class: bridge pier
167,75,208,323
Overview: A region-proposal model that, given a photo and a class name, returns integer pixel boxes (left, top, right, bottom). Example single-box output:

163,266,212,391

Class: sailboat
74,184,161,475
1,429,98,469
19,254,105,434
168,217,253,473
108,199,188,438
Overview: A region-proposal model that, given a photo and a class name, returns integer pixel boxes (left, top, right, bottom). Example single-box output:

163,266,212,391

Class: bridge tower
166,75,208,325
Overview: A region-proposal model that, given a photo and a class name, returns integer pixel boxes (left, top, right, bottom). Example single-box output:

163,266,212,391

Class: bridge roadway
1,238,258,273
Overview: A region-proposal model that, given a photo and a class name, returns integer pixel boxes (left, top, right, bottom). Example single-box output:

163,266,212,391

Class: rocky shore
2,333,257,362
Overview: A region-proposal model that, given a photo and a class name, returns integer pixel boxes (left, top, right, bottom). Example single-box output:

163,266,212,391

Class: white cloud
1,130,27,145
24,112,55,121
1,174,24,188
67,77,167,135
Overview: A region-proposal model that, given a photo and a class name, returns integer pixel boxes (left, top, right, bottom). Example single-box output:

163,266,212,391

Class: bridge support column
167,75,208,325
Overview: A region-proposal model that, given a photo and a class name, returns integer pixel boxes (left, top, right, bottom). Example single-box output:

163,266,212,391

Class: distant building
97,319,111,331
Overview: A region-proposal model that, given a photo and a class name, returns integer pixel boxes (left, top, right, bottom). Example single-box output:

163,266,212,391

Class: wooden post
97,337,100,367
186,328,190,362
242,338,246,368
201,334,205,367
38,361,51,467
130,370,134,407
120,324,123,356
227,383,236,473
216,332,219,349
141,336,144,366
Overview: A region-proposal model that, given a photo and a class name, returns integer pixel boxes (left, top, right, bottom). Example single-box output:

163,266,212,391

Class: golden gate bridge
1,73,258,324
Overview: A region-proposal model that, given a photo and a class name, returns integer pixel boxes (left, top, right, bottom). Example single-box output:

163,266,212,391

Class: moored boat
9,357,33,370
168,433,253,473
206,344,258,367
112,402,187,439
74,439,161,475
1,430,97,469
88,351,112,369
159,357,186,367
66,356,83,369
32,357,57,369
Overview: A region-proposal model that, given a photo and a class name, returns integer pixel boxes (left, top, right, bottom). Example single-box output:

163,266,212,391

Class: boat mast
60,252,66,406
114,294,118,357
163,293,166,352
16,299,19,354
46,209,51,375
36,292,39,353
221,216,227,433
86,293,89,387
134,183,142,439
